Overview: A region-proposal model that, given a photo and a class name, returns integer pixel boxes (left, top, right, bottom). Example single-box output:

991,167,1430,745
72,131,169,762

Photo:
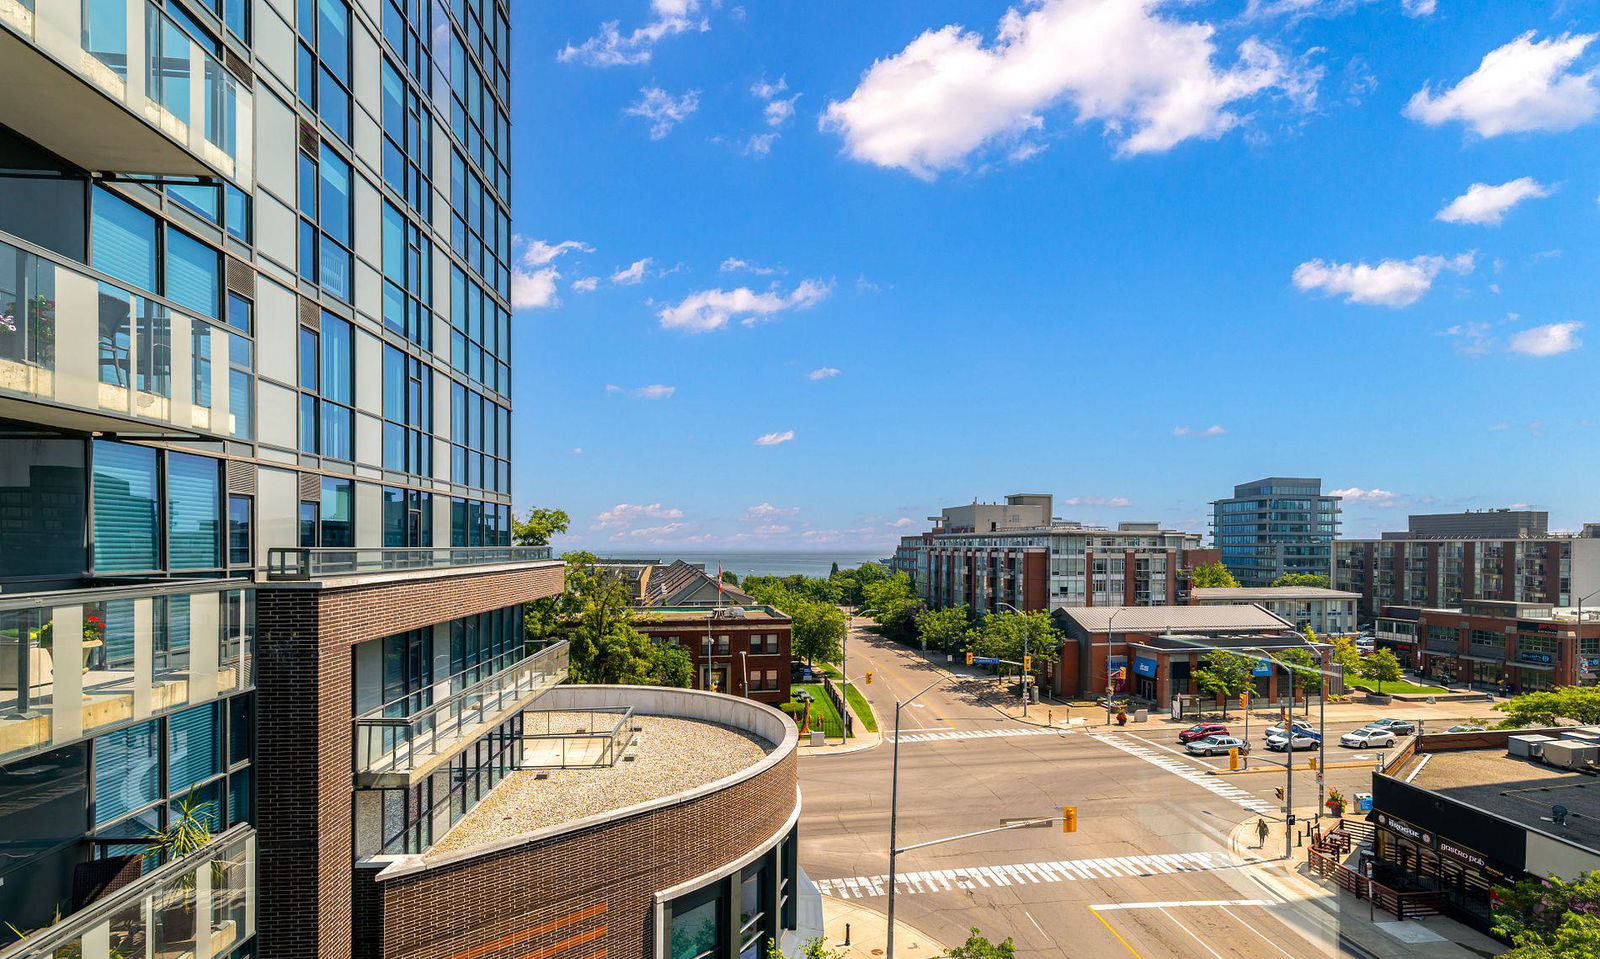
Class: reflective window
94,720,161,826
167,451,222,569
92,440,159,572
164,229,220,319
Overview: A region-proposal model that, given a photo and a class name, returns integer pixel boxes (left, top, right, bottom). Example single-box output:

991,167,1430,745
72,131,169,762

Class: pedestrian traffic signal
865,671,873,685
1275,786,1285,801
1309,756,1318,770
965,651,974,665
1023,655,1032,672
1062,806,1077,833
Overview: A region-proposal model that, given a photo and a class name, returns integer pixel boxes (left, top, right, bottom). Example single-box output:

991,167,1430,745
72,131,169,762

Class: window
381,60,432,221
225,294,254,439
228,495,252,566
92,440,159,572
383,202,432,346
94,720,161,827
168,703,223,795
298,314,354,459
91,189,157,291
383,345,432,475
320,476,353,547
382,485,432,547
298,0,353,140
167,452,222,570
298,145,353,300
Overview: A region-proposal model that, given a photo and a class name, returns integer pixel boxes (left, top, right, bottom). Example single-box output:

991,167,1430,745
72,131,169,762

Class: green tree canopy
1494,687,1600,728
1359,649,1404,693
1494,870,1600,959
972,611,1060,672
915,605,974,653
719,570,740,586
1190,561,1241,588
1329,632,1364,677
510,506,570,546
1270,573,1330,588
527,551,690,688
1194,651,1255,719
944,928,1016,959
1279,646,1325,714
863,573,920,641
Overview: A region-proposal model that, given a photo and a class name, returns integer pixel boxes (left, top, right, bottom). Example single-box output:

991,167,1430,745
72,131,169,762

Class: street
798,624,1383,959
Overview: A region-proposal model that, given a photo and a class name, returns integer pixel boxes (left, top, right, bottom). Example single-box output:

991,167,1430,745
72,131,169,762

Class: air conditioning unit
1508,734,1557,759
1541,741,1600,771
1561,731,1600,746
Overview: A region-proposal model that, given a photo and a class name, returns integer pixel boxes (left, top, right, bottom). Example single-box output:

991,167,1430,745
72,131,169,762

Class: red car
1179,723,1230,744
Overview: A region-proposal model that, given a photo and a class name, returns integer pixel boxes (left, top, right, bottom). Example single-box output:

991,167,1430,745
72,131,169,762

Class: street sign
973,657,1001,665
1252,659,1272,677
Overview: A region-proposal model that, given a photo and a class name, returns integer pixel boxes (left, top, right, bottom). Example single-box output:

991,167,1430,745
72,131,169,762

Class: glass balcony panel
266,545,555,579
0,0,252,186
0,583,254,763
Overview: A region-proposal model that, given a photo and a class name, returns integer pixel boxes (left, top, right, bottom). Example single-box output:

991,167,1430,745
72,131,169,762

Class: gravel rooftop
429,714,774,856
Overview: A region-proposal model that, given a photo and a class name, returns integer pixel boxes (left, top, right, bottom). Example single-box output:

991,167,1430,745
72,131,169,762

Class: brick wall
376,749,797,959
256,563,564,959
632,615,793,704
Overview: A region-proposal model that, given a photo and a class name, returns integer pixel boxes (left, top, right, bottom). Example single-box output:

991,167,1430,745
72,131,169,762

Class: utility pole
1284,705,1295,860
887,676,946,959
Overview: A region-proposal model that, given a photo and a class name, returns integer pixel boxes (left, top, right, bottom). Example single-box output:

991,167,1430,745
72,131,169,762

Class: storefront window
670,885,721,959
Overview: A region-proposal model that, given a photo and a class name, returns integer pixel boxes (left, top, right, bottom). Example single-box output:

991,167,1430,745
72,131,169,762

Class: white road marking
893,727,1069,743
1221,906,1301,959
813,851,1234,900
1124,732,1210,763
1160,906,1231,959
1091,733,1278,815
1024,910,1048,938
1090,899,1276,911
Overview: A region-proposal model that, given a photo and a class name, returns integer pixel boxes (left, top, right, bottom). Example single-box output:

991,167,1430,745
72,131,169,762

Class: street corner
797,728,884,757
820,894,945,959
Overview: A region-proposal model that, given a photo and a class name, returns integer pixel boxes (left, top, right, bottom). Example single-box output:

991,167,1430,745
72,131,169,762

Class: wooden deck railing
1305,821,1444,920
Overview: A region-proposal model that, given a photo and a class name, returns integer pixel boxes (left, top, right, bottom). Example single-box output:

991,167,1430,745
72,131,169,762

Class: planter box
0,639,52,690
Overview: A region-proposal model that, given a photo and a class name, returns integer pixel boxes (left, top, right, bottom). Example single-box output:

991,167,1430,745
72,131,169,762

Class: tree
1190,561,1241,588
1360,649,1404,694
766,937,845,959
915,605,974,653
863,573,920,642
1271,573,1331,589
1494,687,1600,728
1329,632,1363,678
788,598,845,666
1194,651,1255,719
829,561,840,578
972,611,1060,675
1280,646,1324,715
719,570,740,586
944,927,1016,959
528,552,690,688
1494,870,1600,959
511,506,570,546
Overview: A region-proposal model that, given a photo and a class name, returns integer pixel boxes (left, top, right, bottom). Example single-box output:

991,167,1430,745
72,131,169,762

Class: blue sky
508,0,1600,552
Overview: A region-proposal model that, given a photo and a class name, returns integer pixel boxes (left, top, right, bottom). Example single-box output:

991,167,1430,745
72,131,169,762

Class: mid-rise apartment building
1334,512,1600,622
894,494,1217,613
1211,477,1341,586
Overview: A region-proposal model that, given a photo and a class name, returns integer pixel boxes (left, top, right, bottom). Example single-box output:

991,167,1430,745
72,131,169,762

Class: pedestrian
1256,818,1270,848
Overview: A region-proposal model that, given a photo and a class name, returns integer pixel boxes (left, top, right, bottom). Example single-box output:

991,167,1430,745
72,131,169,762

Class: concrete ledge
1209,760,1376,776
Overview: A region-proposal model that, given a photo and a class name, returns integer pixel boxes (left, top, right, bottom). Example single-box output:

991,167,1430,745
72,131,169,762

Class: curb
1208,760,1375,776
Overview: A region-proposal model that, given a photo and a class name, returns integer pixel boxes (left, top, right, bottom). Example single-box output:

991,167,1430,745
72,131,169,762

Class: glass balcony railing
266,545,555,580
0,581,253,762
0,826,255,959
0,0,252,185
0,233,255,440
354,642,568,785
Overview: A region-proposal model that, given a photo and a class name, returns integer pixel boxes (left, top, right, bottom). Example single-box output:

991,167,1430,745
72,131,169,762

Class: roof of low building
1396,747,1600,853
1061,604,1294,633
1191,586,1360,601
633,605,789,624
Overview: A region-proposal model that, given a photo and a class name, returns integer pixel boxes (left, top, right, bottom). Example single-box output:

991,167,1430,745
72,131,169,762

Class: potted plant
143,792,217,946
1325,788,1346,818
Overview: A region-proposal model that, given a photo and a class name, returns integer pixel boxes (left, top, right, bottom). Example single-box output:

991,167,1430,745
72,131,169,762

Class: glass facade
664,832,800,959
1213,478,1341,587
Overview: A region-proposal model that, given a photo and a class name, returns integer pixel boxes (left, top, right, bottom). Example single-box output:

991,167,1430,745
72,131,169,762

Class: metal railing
0,825,255,959
520,705,635,769
353,641,568,780
267,545,554,579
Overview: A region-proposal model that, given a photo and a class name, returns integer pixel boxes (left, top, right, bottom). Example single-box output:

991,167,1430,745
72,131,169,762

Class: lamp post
1105,606,1132,726
1572,588,1600,687
741,649,749,698
995,602,1031,717
887,675,952,959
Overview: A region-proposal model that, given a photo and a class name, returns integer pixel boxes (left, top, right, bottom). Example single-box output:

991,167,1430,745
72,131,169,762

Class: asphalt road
799,625,1385,959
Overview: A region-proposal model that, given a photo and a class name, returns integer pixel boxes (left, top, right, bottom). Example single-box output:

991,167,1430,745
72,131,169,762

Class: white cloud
807,367,841,380
592,502,685,530
887,517,918,527
764,96,800,127
520,238,593,267
615,522,689,541
572,276,600,292
1436,178,1554,225
754,430,796,446
751,76,788,100
611,257,654,285
1508,321,1583,356
626,87,700,139
1063,495,1133,507
1330,487,1402,505
752,524,792,536
743,133,779,157
569,447,584,455
511,268,561,310
1402,0,1436,15
558,1,709,67
605,383,677,399
720,257,781,275
744,502,801,521
1173,425,1228,436
658,280,832,333
1291,253,1474,307
820,0,1310,179
1405,32,1600,137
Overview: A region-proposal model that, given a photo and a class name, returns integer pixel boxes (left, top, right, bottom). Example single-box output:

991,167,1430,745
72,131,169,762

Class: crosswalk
814,851,1234,900
893,727,1069,744
1090,733,1278,815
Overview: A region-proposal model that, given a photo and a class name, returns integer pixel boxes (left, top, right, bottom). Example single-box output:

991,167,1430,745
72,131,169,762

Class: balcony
354,641,568,788
0,580,253,762
266,545,555,581
0,233,251,440
0,0,252,185
0,826,255,959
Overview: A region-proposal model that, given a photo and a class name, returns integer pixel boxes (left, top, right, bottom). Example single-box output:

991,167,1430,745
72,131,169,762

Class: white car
1264,718,1317,740
1185,735,1249,757
1266,731,1321,751
1340,726,1398,748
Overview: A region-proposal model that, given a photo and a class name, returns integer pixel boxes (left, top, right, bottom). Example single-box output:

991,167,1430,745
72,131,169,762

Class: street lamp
887,675,953,959
741,648,749,699
1105,606,1133,726
994,601,1033,717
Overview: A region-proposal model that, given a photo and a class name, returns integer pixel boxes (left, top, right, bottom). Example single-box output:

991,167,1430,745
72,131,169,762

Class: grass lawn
1366,680,1449,695
816,664,879,732
793,684,848,738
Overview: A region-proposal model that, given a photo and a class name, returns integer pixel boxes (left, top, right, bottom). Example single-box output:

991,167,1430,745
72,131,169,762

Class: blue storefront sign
1133,657,1157,678
1252,659,1273,676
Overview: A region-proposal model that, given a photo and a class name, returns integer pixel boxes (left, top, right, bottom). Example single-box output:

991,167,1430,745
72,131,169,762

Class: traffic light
1309,756,1318,770
1062,806,1077,833
1275,786,1285,801
1229,748,1240,770
865,671,873,685
1023,655,1032,672
1239,693,1249,710
965,651,974,666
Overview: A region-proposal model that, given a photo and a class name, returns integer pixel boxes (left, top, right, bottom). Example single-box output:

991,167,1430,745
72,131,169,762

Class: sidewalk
821,895,945,959
1227,815,1505,958
797,725,882,756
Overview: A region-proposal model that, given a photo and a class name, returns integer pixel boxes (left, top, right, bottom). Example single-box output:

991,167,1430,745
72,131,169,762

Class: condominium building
894,494,1217,613
1333,512,1600,622
1210,477,1341,586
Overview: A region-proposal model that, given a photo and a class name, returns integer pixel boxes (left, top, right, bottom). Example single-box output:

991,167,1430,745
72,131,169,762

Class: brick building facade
631,606,793,704
1380,599,1600,694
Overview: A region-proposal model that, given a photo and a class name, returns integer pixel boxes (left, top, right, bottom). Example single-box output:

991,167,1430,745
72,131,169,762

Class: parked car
1179,722,1230,744
1264,718,1317,740
1445,724,1485,733
1340,726,1398,748
1363,718,1416,735
1265,731,1321,751
1185,735,1250,756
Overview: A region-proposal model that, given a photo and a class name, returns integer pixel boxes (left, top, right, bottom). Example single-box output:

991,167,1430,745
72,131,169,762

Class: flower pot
0,637,52,690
